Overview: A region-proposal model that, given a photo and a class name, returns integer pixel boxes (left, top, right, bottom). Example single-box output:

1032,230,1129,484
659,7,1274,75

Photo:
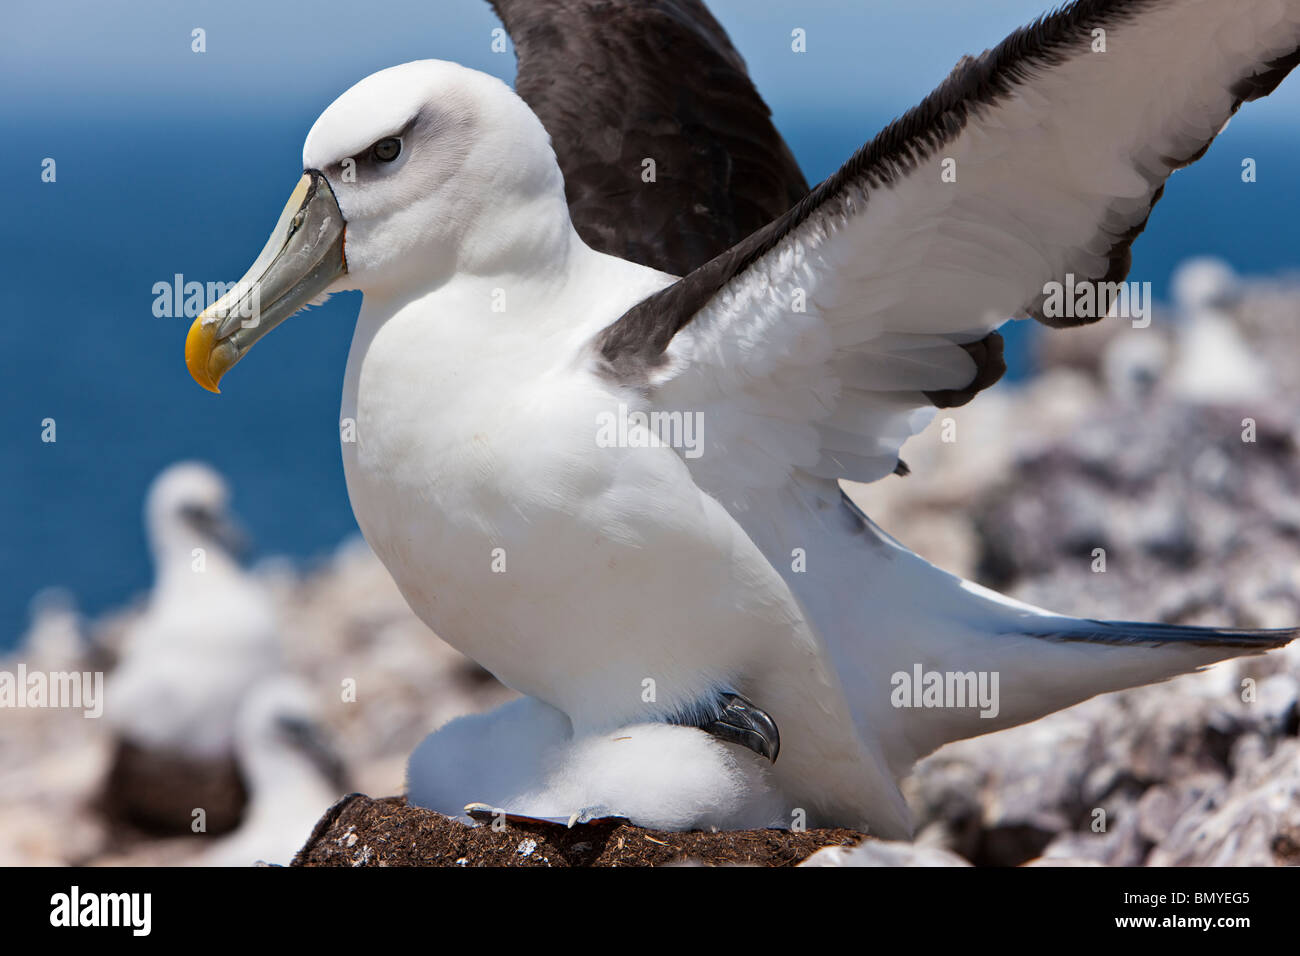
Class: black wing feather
489,0,809,277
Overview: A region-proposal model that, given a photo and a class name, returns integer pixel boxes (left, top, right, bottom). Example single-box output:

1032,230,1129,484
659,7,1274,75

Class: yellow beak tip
185,317,224,394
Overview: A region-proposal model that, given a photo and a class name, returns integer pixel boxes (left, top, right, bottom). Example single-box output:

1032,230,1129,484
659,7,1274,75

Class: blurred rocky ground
3,261,1297,866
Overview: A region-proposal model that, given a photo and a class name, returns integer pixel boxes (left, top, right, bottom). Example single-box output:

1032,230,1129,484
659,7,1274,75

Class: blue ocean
3,0,1300,647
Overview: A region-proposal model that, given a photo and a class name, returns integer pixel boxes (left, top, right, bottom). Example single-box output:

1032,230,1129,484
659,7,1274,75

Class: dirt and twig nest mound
292,794,866,867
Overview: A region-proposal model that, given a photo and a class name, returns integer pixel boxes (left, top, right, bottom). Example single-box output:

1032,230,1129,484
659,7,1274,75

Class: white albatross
1166,257,1271,403
103,462,282,832
200,676,348,867
184,0,1300,836
107,462,281,757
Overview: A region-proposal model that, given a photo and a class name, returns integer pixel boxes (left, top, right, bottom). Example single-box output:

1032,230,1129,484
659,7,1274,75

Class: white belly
339,298,895,829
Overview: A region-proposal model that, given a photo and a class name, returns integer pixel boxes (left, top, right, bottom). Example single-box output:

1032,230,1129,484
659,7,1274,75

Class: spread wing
489,0,809,276
592,0,1300,503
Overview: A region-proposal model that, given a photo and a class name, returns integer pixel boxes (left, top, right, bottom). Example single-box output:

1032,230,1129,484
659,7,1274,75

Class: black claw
698,692,780,763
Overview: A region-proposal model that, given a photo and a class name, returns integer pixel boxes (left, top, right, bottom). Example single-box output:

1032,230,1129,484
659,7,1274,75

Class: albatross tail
880,579,1296,774
897,602,1297,762
802,491,1299,776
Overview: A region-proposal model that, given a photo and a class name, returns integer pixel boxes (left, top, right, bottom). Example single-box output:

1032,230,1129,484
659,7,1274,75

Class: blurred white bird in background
20,588,89,674
1166,256,1271,404
201,676,348,866
102,462,283,835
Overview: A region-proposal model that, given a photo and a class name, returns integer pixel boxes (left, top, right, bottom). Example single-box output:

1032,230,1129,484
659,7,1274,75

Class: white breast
338,275,897,831
346,295,750,707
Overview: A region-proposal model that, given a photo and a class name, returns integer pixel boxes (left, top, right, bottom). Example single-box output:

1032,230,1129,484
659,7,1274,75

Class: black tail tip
1048,620,1299,651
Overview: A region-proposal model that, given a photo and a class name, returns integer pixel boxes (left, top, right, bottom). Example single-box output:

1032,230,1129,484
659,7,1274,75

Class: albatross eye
371,137,401,162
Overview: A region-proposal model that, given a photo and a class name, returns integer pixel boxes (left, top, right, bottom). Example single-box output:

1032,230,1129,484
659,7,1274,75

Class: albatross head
146,461,247,567
185,59,568,392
